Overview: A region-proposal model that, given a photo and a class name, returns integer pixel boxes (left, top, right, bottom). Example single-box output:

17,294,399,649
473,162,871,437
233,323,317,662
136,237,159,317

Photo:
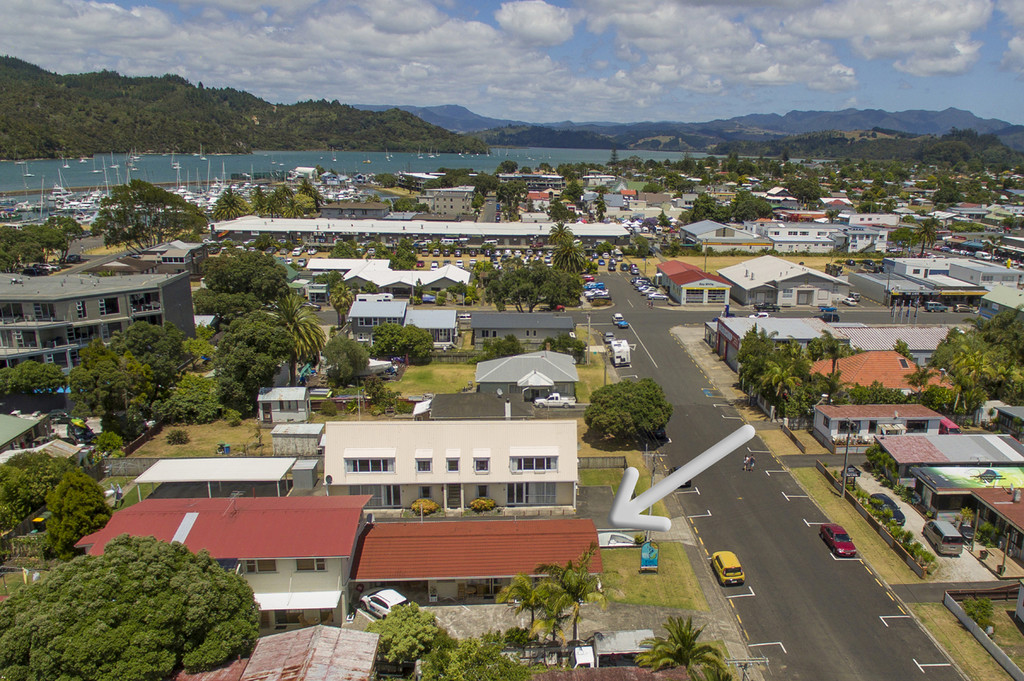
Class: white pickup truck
534,393,577,408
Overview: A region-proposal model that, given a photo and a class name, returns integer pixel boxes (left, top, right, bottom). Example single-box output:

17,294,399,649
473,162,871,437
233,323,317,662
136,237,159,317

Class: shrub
319,400,338,416
503,627,533,646
166,429,190,445
224,409,242,427
468,497,495,513
962,597,994,629
411,498,440,515
93,431,124,457
977,521,999,548
634,533,646,546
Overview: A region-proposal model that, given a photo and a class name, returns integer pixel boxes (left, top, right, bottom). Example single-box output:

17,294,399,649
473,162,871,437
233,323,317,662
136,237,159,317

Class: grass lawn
600,543,708,611
99,475,152,510
791,467,928,584
757,427,829,457
910,602,1013,681
576,361,607,403
0,569,49,597
992,602,1024,671
131,419,270,459
578,419,669,517
393,364,477,397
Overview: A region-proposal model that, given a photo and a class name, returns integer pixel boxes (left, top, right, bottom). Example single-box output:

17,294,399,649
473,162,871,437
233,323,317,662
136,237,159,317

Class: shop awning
879,423,906,434
254,590,343,611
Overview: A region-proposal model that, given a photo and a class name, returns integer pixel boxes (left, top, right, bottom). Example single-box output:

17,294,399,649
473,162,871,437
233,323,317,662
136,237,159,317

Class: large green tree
365,603,443,664
323,334,370,388
0,360,66,395
636,616,724,674
270,294,327,386
93,180,207,250
486,261,582,312
213,312,291,415
69,340,155,435
153,374,222,425
201,250,289,304
584,378,673,439
45,469,112,560
0,452,74,533
0,535,259,680
370,323,435,363
421,635,530,681
109,321,186,395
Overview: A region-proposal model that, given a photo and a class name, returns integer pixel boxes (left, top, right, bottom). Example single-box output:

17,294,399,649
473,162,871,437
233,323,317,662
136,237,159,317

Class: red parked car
820,523,857,557
582,274,595,282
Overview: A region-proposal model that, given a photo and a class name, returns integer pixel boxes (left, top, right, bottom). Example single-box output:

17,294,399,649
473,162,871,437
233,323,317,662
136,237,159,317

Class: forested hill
712,128,1024,166
0,57,488,159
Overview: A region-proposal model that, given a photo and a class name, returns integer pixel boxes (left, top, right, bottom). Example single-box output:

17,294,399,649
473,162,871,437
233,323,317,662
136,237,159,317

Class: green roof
0,414,40,447
982,285,1024,309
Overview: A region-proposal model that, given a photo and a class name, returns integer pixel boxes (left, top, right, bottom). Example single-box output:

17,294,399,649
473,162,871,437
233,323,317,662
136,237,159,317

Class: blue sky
3,0,1023,125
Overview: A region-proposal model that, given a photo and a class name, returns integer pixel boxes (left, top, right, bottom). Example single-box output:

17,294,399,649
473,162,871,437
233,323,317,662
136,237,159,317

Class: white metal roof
254,590,343,611
271,423,325,436
135,457,298,484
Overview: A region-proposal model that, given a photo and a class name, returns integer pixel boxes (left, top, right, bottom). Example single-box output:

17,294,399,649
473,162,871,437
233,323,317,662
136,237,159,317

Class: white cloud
494,1,575,46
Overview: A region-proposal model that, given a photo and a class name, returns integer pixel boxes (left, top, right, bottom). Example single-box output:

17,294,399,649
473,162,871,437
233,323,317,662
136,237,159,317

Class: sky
3,0,1024,125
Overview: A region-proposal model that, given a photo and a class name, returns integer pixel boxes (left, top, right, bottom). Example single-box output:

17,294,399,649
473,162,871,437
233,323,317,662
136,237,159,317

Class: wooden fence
578,456,627,469
429,351,477,364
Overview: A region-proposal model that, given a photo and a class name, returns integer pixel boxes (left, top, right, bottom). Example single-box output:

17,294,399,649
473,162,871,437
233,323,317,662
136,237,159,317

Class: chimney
505,397,511,421
1015,489,1022,503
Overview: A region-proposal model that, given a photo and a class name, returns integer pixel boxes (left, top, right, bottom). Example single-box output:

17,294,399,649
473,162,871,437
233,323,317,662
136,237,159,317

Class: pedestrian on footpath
742,455,751,471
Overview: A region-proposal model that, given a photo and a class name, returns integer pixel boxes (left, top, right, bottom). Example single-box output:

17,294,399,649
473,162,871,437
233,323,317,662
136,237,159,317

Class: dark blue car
870,493,906,526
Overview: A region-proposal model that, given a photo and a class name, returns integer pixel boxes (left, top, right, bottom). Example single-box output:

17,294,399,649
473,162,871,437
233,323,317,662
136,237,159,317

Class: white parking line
764,469,786,476
629,325,659,369
748,641,787,654
687,510,712,519
879,615,912,627
677,486,701,495
803,519,826,526
722,414,743,420
747,448,770,454
913,659,952,673
830,553,862,562
782,492,809,501
725,587,756,599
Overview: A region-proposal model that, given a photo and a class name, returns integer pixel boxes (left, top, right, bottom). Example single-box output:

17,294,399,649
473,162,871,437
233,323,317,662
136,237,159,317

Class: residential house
848,213,900,228
323,419,579,510
471,313,574,350
655,261,730,305
948,203,990,221
84,256,159,276
0,272,195,370
0,413,51,453
526,190,554,211
348,300,408,343
351,518,600,605
809,350,952,393
404,309,458,348
319,202,390,219
717,255,847,307
993,406,1024,441
140,240,209,276
844,226,889,253
876,433,1024,480
475,351,579,400
258,387,312,425
77,496,372,630
833,326,955,366
425,392,534,420
812,404,946,454
746,220,840,253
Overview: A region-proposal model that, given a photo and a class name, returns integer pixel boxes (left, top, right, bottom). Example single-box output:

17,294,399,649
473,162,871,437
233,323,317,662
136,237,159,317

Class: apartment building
0,272,194,369
423,186,476,216
323,419,579,510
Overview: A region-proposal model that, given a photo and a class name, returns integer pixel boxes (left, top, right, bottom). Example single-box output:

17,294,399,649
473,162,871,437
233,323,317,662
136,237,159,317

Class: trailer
610,340,631,367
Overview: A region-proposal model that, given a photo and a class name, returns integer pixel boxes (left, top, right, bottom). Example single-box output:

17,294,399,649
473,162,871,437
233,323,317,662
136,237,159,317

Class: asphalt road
574,273,964,681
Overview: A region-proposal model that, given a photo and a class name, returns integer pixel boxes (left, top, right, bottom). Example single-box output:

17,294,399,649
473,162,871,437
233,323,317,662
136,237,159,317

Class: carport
133,457,298,502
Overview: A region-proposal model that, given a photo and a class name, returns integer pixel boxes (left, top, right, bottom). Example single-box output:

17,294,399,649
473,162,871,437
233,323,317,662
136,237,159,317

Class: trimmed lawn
576,361,606,403
791,467,927,584
758,428,829,457
600,543,708,611
911,602,1013,681
131,419,270,459
394,364,477,397
99,475,152,510
578,420,668,517
993,602,1024,671
0,569,49,597
580,469,621,487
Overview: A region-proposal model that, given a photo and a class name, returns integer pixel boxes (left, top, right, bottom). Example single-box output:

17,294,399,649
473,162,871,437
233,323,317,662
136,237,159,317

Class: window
244,559,277,573
345,458,395,473
416,459,432,473
477,485,488,499
32,303,56,319
507,482,557,506
419,486,432,499
0,303,22,319
76,300,87,318
474,458,490,473
98,297,119,315
906,420,928,433
296,558,326,572
447,458,460,472
350,484,401,507
511,457,557,472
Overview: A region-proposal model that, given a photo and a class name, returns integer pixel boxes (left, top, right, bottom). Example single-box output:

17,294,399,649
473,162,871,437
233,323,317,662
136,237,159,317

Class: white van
923,520,964,556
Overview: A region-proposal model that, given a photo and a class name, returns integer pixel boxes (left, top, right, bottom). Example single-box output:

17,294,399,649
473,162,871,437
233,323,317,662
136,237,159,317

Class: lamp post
839,419,853,496
587,313,592,366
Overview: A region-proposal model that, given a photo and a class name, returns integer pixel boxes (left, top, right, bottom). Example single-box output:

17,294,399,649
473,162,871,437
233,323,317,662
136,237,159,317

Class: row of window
349,482,557,508
243,557,327,573
347,456,557,474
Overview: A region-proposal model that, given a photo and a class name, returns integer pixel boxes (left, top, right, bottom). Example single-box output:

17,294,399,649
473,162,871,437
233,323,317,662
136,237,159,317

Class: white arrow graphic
608,424,756,532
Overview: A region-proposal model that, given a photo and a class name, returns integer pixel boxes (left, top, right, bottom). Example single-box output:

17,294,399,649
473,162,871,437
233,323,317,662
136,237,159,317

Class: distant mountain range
354,103,1024,153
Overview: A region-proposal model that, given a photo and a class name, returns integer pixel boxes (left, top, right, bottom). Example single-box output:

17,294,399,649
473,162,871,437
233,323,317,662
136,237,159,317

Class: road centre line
629,325,659,369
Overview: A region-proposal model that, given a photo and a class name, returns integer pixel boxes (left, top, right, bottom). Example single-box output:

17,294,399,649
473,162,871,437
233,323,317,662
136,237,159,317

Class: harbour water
0,147,705,195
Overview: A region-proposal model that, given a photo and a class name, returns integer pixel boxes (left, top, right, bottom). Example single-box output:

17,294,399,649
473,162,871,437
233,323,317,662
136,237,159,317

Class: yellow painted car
711,551,745,586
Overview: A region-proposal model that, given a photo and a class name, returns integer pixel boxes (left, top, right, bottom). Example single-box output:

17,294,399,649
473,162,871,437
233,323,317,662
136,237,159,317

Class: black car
846,259,857,266
754,302,780,312
869,493,906,526
64,253,82,264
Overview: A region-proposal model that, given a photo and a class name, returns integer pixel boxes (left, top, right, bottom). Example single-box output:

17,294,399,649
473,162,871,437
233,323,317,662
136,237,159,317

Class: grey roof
995,405,1024,420
348,300,408,318
839,325,955,352
404,309,457,329
471,313,574,331
683,219,729,236
270,423,324,436
258,387,309,402
476,351,579,384
602,194,626,208
428,392,534,420
593,629,655,655
719,317,828,342
982,285,1024,308
0,272,187,301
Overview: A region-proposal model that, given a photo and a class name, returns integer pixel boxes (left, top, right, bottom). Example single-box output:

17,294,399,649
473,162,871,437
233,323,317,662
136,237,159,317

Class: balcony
130,302,162,317
0,316,68,328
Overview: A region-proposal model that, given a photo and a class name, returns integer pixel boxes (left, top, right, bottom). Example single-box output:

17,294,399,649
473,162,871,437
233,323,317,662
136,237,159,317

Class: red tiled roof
818,403,942,420
527,191,551,200
875,436,946,464
352,519,601,581
656,261,730,286
810,351,951,391
621,189,637,196
77,496,370,560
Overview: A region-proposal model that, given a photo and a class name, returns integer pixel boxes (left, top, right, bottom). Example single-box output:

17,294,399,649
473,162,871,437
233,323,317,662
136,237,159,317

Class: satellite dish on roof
497,389,503,397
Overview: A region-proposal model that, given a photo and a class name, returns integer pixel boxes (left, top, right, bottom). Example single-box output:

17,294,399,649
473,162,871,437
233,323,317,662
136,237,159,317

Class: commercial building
979,285,1024,321
323,419,578,511
655,261,730,305
717,255,847,307
0,272,194,370
424,186,476,216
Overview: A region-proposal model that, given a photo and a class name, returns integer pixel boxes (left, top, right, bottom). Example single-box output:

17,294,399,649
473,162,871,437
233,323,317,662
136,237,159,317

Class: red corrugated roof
875,436,946,464
656,261,729,286
77,496,370,560
974,488,1024,531
810,351,952,392
818,403,942,419
352,519,601,581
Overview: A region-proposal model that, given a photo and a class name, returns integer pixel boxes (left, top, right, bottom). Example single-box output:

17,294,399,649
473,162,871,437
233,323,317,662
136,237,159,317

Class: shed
271,423,325,457
290,459,320,491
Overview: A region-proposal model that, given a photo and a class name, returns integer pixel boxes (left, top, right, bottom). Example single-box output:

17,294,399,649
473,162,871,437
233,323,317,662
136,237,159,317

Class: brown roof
818,404,942,420
973,488,1024,532
352,518,601,581
656,261,730,287
810,351,951,391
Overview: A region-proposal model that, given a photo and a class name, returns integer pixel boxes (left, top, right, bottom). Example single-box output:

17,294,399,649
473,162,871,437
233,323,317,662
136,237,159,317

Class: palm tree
552,240,587,274
536,544,607,642
906,365,935,394
758,355,804,405
636,616,724,673
271,294,327,386
330,283,355,327
281,196,305,219
917,217,940,255
699,665,734,681
531,588,571,644
249,186,269,216
548,222,574,246
496,573,546,630
296,177,324,211
212,187,251,221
